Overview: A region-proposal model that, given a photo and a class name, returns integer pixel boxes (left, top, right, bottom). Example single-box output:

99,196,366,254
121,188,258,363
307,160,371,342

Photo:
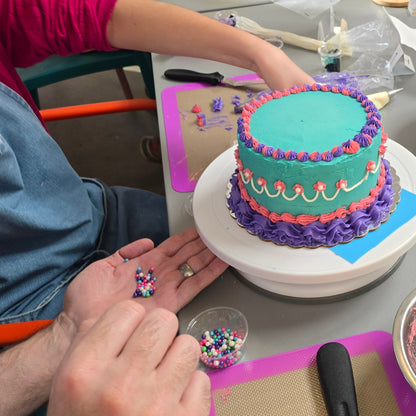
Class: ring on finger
179,262,195,278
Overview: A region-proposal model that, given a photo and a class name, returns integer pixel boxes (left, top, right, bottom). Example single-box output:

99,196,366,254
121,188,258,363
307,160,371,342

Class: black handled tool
164,69,265,87
317,342,359,416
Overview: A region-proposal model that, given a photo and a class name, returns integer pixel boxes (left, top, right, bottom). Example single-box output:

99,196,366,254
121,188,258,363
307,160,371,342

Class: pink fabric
0,0,118,123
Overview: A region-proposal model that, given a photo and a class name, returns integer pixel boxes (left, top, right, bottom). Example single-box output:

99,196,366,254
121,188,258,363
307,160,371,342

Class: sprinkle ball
199,327,244,369
133,267,157,298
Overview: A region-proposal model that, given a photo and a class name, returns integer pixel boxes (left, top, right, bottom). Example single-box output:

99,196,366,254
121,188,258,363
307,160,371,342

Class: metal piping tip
388,88,404,97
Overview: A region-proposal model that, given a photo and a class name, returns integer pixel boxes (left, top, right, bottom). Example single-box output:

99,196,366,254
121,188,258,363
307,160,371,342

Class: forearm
0,314,76,416
107,0,314,90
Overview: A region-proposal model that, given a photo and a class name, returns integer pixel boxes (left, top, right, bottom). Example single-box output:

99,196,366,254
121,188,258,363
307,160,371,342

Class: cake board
192,139,416,300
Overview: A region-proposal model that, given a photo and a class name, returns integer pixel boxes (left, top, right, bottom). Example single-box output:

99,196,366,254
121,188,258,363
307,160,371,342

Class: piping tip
388,88,404,97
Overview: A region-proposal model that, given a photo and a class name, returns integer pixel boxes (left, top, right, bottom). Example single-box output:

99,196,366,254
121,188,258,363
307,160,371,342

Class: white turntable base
192,139,416,299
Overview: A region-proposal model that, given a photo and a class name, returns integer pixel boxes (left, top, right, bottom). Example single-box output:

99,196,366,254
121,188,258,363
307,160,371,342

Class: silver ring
179,263,195,278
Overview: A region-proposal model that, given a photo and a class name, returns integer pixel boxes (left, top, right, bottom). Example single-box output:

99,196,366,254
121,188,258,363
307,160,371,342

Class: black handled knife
164,69,265,87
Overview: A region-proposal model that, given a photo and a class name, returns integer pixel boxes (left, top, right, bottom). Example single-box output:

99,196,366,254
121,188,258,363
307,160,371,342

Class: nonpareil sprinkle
199,328,243,368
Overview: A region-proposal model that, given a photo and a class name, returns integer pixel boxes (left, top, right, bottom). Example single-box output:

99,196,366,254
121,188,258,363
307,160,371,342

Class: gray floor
38,68,165,195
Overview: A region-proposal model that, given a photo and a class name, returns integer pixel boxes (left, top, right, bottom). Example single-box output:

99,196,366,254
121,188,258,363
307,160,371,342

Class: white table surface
151,0,416,363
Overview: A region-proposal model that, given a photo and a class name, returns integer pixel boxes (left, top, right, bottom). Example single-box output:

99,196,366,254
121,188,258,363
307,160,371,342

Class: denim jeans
0,82,168,323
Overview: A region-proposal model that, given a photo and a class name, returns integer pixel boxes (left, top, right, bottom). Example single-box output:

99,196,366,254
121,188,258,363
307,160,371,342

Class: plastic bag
314,8,406,92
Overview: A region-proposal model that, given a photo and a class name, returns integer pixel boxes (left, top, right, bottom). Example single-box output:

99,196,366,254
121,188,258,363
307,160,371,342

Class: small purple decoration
213,97,224,112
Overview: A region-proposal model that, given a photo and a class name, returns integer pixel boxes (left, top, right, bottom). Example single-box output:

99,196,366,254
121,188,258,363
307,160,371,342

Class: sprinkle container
186,307,248,369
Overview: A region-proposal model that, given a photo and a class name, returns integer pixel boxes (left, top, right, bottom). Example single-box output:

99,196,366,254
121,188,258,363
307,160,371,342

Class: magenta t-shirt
0,0,118,123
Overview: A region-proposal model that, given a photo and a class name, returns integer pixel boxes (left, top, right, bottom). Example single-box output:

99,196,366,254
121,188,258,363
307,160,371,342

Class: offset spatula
164,69,265,87
317,342,359,416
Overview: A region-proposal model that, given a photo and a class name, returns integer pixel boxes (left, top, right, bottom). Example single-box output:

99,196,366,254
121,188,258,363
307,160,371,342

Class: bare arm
106,0,315,91
0,315,76,416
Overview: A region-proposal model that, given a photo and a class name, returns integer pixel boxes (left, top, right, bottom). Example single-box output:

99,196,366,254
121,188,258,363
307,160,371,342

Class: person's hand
48,301,211,416
251,41,315,91
62,227,228,334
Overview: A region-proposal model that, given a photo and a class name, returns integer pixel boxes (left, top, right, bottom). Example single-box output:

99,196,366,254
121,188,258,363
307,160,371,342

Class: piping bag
367,88,403,110
317,342,359,416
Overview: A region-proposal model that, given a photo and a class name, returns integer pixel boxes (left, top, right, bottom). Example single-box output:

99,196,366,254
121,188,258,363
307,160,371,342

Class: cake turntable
192,139,416,301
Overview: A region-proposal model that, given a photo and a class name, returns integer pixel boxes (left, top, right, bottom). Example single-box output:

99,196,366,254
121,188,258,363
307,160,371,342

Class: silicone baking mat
207,331,416,415
161,73,265,192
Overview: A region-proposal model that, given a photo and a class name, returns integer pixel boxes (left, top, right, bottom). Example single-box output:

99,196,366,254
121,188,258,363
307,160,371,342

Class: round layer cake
226,84,394,247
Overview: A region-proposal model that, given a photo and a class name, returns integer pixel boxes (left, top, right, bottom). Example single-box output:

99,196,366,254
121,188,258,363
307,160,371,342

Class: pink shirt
0,0,118,123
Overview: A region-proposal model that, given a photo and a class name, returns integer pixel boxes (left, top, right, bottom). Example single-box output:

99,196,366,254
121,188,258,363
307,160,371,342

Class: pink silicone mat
207,331,416,415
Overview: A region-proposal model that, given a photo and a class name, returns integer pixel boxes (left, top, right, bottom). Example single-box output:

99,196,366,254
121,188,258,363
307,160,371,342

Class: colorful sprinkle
199,328,244,369
133,267,157,298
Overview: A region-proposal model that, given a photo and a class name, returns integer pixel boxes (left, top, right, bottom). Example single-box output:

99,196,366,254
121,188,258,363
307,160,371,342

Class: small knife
164,69,265,88
317,342,359,416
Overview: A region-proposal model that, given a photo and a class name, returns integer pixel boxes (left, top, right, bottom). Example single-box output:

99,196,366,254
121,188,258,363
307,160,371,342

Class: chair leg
115,68,134,99
30,88,41,108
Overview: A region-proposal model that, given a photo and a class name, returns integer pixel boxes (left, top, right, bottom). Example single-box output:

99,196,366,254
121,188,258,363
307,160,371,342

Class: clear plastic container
318,45,343,72
186,307,248,369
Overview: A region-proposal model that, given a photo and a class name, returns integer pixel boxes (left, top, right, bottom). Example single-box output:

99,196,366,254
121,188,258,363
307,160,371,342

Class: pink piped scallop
280,213,297,224
311,84,318,91
321,85,329,92
269,212,281,223
241,109,250,118
334,207,348,219
342,141,360,154
310,151,319,160
282,89,290,96
259,206,270,217
297,151,305,161
242,114,251,124
297,214,319,226
331,86,339,93
341,88,350,95
272,91,283,99
244,104,256,113
319,212,336,224
240,188,249,200
249,198,260,212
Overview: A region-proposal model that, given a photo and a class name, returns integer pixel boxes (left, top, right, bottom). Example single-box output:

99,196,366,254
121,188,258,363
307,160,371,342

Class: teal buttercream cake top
248,91,366,154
